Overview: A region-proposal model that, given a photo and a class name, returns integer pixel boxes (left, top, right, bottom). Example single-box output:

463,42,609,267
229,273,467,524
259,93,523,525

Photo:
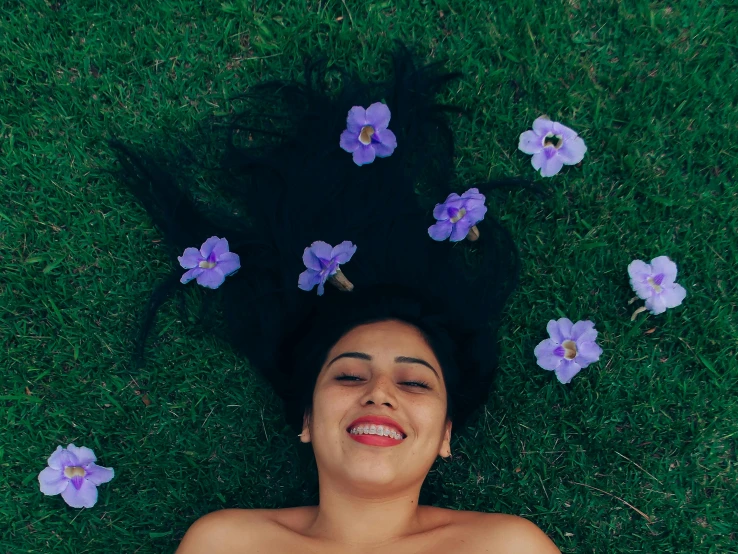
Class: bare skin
177,320,560,553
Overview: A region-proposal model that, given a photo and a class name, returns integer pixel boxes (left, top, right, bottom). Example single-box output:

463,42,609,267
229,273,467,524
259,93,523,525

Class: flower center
198,260,217,269
544,133,563,149
359,125,375,145
562,340,578,360
64,466,86,479
449,207,467,223
648,274,664,293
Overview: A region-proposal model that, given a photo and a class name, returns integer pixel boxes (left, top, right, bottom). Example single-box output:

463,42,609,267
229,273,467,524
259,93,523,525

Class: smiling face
300,319,452,495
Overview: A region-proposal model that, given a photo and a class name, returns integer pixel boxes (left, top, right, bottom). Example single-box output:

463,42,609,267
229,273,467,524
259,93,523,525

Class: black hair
110,47,529,435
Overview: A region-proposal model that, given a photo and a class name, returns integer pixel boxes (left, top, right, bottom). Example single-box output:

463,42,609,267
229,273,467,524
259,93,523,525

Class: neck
305,478,424,546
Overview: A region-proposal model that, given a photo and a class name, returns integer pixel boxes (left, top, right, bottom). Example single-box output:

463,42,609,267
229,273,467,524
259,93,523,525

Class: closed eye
336,373,431,390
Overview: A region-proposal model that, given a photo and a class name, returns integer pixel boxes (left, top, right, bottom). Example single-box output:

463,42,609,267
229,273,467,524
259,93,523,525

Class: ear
439,420,452,458
299,410,312,443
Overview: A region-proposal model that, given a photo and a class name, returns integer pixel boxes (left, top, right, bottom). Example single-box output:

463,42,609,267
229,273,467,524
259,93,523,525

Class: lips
346,415,406,437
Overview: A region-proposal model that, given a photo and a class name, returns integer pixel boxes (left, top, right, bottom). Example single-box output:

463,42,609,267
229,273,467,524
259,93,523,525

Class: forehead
327,320,438,362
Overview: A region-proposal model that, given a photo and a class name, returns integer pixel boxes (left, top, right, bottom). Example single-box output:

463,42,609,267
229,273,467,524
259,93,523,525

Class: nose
360,374,397,408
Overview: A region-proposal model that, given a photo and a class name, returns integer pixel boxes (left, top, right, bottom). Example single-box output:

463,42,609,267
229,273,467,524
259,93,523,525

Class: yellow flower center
359,125,375,145
198,260,217,269
450,208,467,224
64,466,86,478
544,133,564,149
647,276,662,293
562,340,578,360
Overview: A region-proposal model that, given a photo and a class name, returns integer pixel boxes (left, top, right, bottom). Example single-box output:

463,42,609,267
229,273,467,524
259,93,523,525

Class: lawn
1,0,736,552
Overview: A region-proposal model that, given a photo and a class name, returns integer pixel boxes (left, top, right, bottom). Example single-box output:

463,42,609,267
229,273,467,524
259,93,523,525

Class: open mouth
347,423,406,441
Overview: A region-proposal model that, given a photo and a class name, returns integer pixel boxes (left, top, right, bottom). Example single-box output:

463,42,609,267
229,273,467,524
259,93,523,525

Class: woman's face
301,319,452,495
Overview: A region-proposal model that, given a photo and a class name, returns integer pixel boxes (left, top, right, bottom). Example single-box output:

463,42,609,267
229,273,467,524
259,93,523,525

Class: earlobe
300,412,311,443
439,420,452,458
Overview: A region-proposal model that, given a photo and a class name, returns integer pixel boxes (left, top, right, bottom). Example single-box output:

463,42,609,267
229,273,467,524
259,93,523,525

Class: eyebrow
327,352,440,379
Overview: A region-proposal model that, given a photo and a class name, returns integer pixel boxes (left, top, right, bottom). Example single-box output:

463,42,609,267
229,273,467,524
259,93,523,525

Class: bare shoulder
175,508,286,553
460,512,560,553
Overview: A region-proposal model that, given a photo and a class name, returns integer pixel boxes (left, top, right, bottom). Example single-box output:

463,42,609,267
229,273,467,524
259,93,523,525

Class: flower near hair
298,241,357,296
534,318,603,384
628,256,686,315
38,444,114,508
518,116,587,177
178,236,241,289
428,188,488,242
339,102,397,166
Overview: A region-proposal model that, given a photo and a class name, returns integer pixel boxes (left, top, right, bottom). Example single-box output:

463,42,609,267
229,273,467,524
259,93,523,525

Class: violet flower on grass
178,236,241,289
628,256,686,315
339,102,397,166
38,444,114,508
298,241,357,296
518,116,587,177
534,318,603,384
428,188,488,242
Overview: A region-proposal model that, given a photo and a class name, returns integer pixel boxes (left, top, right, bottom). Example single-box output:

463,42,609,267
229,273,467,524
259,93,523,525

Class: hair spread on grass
110,47,530,434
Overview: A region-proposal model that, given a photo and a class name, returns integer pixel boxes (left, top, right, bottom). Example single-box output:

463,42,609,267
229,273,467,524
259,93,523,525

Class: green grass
1,0,736,552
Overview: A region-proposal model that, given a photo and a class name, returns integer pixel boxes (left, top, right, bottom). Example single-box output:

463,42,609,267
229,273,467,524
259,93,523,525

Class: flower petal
550,318,574,342
551,122,579,140
645,295,667,315
39,467,69,496
545,320,564,344
65,444,96,465
518,130,544,155
352,145,376,166
215,252,241,276
532,148,565,177
365,102,391,131
372,129,397,157
650,256,678,285
465,205,488,225
298,269,323,292
180,267,205,284
346,106,367,133
48,446,78,470
575,341,602,367
199,236,222,259
532,116,555,135
84,464,115,486
308,241,333,263
178,247,203,269
570,320,596,341
628,260,655,299
534,339,564,371
557,136,587,165
331,241,357,264
449,220,473,242
195,268,226,289
428,221,453,241
61,479,99,509
339,129,361,153
649,283,687,314
555,360,582,384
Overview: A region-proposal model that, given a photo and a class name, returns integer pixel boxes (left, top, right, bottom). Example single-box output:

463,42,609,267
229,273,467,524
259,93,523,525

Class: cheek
311,384,358,429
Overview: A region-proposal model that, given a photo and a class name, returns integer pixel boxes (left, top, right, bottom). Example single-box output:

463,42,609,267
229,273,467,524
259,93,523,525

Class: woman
112,48,560,553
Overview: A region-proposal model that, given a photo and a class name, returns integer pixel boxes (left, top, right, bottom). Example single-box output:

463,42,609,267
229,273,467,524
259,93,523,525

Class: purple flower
38,444,114,508
428,188,488,242
628,256,686,315
518,116,587,177
339,102,397,166
178,236,241,289
298,241,357,296
534,318,603,384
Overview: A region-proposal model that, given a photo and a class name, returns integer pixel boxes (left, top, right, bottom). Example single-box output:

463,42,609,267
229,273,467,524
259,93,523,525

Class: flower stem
329,269,354,292
466,225,480,242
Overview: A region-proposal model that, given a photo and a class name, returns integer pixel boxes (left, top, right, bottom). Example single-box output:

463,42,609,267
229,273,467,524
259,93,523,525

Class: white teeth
348,424,403,440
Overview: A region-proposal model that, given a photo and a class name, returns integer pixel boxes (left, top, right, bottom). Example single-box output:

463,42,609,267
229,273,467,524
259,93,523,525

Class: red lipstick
346,415,406,447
